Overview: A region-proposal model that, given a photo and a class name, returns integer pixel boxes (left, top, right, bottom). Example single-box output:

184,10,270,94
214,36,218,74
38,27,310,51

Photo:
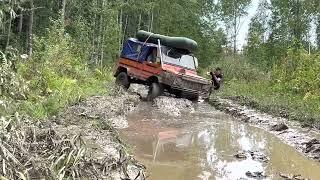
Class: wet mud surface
17,83,319,179
211,97,320,161
50,86,145,179
119,90,320,180
0,85,146,179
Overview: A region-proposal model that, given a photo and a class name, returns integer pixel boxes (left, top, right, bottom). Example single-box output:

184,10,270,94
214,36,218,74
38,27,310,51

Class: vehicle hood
162,63,211,84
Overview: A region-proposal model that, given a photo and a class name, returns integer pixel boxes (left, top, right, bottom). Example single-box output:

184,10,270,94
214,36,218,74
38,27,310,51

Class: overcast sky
237,0,259,49
236,0,317,50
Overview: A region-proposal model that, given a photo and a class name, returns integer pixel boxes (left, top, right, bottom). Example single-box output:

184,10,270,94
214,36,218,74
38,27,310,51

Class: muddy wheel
172,89,182,98
189,95,199,101
147,83,163,101
115,72,130,89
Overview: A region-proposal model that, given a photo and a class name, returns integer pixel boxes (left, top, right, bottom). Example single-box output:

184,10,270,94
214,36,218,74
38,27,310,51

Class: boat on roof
136,30,198,52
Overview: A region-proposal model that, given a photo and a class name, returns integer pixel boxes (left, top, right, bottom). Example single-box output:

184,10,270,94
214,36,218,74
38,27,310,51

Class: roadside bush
207,55,267,82
17,22,112,119
212,49,320,123
272,48,320,102
0,51,28,100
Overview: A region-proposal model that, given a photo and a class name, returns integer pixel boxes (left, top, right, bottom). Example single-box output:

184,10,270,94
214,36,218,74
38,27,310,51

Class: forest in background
0,0,320,122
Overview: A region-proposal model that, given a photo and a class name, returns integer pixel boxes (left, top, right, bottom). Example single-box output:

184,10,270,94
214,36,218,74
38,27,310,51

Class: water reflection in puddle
121,102,320,180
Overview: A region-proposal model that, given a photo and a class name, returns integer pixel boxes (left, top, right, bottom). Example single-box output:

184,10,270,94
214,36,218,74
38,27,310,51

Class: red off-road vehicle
114,31,213,101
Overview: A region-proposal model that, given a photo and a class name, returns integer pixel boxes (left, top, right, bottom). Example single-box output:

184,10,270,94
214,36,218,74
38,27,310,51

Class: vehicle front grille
159,72,211,94
173,78,207,92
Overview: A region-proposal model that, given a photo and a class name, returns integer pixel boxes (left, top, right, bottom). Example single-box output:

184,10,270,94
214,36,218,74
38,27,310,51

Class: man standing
206,68,223,98
210,67,223,90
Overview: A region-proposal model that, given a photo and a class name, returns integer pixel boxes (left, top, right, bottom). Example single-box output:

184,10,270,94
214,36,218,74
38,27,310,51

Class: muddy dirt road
120,91,320,179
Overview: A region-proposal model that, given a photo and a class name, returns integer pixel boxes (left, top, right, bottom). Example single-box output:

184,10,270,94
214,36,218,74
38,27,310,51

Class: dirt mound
129,84,149,98
303,139,320,159
0,85,145,180
153,96,194,117
61,85,140,129
270,123,289,131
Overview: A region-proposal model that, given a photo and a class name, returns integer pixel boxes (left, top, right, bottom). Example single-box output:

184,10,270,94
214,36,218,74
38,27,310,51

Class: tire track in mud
50,85,146,180
48,83,319,180
0,84,146,180
131,84,320,162
210,97,320,161
121,86,320,179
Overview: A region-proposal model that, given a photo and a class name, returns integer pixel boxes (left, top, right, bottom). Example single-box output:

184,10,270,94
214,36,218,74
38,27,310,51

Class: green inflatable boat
136,30,198,52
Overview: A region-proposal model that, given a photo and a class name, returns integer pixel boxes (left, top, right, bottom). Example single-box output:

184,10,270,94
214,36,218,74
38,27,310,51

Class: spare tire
136,30,198,52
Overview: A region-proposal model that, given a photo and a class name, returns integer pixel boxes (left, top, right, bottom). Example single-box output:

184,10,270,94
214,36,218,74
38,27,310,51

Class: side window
133,44,142,53
147,48,159,63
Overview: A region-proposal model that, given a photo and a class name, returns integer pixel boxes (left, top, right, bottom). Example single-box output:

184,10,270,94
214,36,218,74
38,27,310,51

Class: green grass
12,24,116,119
208,55,320,125
18,73,113,119
217,80,320,123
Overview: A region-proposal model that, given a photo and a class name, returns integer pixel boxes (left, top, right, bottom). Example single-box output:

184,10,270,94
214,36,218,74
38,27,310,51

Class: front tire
185,93,199,101
172,89,182,98
147,83,163,101
115,72,130,89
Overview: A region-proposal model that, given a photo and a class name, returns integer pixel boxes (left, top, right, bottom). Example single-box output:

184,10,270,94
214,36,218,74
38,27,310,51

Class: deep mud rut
119,85,320,180
50,85,146,179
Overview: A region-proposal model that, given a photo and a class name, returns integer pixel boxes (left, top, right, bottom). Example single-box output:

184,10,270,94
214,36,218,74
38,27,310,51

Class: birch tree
218,0,251,53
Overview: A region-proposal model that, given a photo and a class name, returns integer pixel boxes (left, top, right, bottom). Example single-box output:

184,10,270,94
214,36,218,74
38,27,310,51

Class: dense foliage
0,0,228,118
243,0,320,114
0,0,227,67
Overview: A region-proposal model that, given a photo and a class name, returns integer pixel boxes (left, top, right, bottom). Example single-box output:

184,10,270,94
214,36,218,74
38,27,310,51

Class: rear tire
147,83,163,101
115,72,130,89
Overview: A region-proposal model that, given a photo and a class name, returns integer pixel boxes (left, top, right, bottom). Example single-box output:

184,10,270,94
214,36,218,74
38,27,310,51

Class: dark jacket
210,72,223,90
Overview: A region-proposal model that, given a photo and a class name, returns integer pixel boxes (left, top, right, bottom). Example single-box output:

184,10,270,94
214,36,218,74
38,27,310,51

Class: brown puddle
120,101,320,180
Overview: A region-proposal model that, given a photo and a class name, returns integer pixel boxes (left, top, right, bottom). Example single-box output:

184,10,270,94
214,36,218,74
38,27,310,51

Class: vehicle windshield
161,47,196,70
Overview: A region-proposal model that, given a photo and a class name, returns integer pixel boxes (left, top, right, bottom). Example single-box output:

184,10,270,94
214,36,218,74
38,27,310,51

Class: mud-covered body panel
115,37,212,98
115,58,212,97
158,71,211,97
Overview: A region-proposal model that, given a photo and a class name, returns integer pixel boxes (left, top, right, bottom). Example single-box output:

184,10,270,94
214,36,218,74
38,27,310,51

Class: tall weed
205,55,267,82
17,22,113,119
272,48,320,103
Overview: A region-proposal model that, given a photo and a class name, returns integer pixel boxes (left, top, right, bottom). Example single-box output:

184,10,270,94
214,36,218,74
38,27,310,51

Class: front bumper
159,72,212,96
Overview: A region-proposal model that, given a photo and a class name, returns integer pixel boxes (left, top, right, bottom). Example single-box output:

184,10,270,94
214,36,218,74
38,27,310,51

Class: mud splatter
153,96,194,117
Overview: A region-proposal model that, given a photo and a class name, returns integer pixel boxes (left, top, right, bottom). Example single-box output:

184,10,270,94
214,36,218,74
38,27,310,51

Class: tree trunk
27,0,34,57
61,0,67,32
5,7,13,51
122,15,128,46
137,13,141,32
118,8,123,53
317,15,320,49
233,24,237,54
232,0,237,55
99,0,105,66
91,0,98,65
101,30,104,67
18,8,23,35
150,7,154,32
